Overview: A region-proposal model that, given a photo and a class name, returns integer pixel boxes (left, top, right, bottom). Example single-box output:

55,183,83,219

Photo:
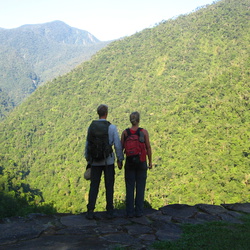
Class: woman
121,111,152,218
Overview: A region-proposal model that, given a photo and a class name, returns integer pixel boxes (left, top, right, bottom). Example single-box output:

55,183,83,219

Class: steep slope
0,21,110,108
0,88,14,120
0,45,38,105
0,0,249,214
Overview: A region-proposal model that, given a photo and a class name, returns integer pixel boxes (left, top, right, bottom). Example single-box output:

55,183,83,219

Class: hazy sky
0,0,216,41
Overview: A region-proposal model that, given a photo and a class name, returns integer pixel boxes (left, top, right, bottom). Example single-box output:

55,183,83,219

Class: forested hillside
0,21,110,115
0,88,14,120
0,0,249,217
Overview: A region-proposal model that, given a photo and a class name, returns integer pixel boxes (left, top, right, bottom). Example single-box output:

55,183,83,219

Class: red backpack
124,128,147,164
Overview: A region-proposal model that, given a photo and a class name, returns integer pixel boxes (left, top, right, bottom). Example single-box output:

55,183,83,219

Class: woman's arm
143,129,152,169
121,130,127,150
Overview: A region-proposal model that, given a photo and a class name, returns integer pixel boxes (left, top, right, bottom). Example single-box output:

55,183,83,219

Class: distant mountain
0,44,38,111
0,21,110,113
0,0,249,216
15,20,100,45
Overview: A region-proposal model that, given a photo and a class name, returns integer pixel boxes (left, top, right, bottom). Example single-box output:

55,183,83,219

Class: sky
0,0,216,41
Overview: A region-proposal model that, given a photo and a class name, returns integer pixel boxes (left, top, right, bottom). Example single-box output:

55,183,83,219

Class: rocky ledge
0,203,250,249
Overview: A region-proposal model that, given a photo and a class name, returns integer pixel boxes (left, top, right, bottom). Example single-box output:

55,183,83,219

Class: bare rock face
0,203,250,249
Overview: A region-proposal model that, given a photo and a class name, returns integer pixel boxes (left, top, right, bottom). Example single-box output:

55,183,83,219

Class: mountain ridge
0,21,111,114
11,20,100,45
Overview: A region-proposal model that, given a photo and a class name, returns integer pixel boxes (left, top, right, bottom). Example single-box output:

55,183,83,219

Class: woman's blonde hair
130,111,140,125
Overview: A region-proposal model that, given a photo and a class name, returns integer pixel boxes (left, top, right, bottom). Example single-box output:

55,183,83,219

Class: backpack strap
125,128,131,136
124,127,144,143
136,127,142,136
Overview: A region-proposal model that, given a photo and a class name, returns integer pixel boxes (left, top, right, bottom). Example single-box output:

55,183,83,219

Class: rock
147,211,172,223
60,214,97,227
155,223,182,241
125,224,153,235
196,204,228,215
1,204,250,249
222,203,250,213
160,204,199,218
0,215,55,245
218,213,243,224
194,212,220,222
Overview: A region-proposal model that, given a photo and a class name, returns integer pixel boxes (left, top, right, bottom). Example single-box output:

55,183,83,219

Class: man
85,104,123,219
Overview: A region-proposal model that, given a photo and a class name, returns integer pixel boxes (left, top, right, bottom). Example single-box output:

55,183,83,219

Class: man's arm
85,126,91,162
110,125,124,168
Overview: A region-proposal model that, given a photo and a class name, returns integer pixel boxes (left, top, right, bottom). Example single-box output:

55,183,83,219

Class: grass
152,214,250,250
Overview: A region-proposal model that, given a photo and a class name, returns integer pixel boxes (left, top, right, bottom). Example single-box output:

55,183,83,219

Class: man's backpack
87,120,113,161
124,128,147,164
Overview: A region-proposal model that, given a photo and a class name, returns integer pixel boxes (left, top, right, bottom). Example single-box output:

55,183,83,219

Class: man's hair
97,104,108,117
130,111,140,125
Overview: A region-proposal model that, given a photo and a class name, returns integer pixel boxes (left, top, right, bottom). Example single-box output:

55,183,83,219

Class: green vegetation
0,88,14,120
0,0,249,217
152,214,250,249
0,21,110,111
0,162,56,219
0,44,37,108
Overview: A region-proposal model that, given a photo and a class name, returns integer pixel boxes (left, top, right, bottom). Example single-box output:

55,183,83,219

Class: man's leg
104,164,115,214
87,166,103,214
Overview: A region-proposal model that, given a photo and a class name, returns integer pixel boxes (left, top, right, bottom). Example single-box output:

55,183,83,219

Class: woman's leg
125,162,136,217
135,162,147,217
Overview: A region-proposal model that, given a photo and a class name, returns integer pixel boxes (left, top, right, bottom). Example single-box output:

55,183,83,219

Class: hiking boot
85,210,94,220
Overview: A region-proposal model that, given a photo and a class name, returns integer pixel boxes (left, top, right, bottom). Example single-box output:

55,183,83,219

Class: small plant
152,214,250,249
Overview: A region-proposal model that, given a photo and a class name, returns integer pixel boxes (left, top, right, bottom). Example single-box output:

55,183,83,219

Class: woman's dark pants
125,161,147,217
